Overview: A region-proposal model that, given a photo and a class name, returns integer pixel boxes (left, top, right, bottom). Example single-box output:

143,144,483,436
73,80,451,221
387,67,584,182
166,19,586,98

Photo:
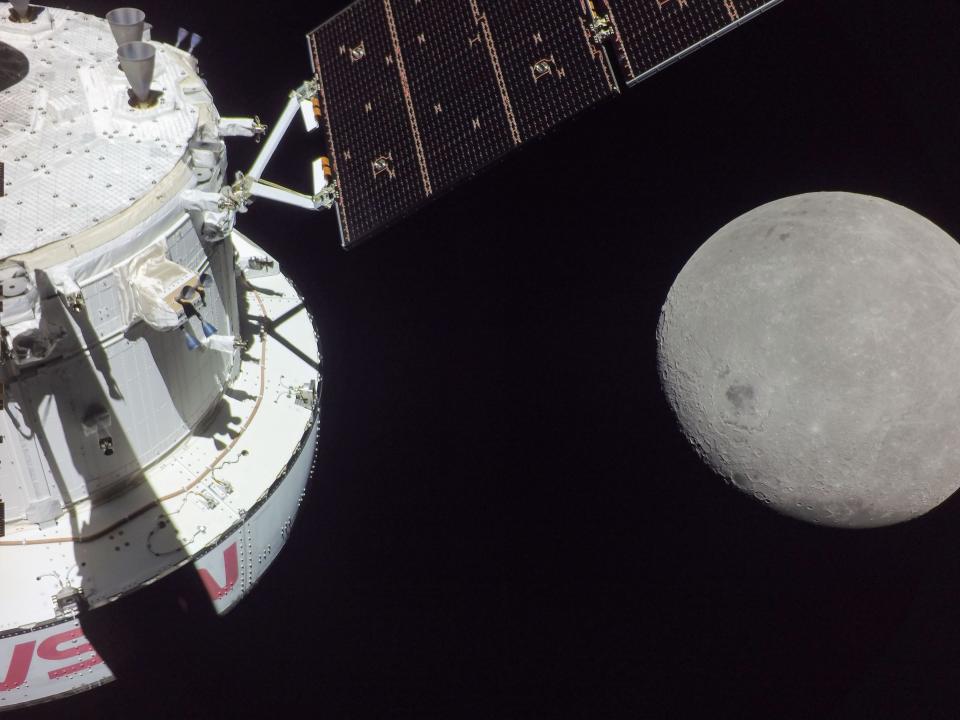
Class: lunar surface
657,192,960,528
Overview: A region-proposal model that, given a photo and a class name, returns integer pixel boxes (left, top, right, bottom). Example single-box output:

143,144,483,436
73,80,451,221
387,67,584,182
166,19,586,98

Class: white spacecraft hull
0,422,317,709
0,421,315,708
0,234,321,712
0,4,324,709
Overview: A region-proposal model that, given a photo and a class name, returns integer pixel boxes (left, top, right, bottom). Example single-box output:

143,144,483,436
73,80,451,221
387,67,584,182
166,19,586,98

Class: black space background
14,1,960,718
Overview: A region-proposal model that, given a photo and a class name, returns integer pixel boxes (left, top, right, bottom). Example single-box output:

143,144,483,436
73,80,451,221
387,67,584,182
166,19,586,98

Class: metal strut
235,80,337,212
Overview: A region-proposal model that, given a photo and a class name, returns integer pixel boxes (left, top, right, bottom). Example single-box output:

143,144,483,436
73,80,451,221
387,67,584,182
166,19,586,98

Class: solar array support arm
246,179,318,210
236,80,336,212
247,91,302,180
218,116,267,138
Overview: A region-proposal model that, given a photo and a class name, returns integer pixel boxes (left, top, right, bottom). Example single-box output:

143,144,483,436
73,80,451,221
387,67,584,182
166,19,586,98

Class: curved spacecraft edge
0,4,321,710
0,0,783,709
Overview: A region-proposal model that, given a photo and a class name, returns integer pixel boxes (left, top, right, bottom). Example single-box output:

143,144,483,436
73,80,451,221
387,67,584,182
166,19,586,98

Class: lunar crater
725,384,755,410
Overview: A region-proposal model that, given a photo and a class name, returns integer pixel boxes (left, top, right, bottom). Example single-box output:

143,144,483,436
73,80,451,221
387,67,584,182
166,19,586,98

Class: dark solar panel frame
309,0,429,247
602,0,783,86
308,0,619,247
307,0,781,247
389,1,515,197
475,0,620,143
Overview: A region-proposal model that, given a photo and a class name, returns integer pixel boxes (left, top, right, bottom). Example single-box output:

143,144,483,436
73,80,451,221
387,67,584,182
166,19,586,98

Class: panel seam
469,0,521,145
383,0,433,196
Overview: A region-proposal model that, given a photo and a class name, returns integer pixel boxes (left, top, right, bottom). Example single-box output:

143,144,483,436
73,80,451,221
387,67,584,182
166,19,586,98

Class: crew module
0,0,780,709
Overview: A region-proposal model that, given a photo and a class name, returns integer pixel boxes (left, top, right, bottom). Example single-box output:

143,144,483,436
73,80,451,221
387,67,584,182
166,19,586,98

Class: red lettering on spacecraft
198,542,239,600
0,629,103,692
37,629,104,680
0,641,33,692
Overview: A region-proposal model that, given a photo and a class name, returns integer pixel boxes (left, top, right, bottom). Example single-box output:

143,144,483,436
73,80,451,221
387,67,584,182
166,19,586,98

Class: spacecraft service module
0,0,789,708
0,3,322,709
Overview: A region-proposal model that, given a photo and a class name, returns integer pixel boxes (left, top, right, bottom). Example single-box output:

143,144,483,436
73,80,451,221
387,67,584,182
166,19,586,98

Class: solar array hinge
587,1,615,44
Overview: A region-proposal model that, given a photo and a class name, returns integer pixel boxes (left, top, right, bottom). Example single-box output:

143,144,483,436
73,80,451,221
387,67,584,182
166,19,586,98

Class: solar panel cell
602,0,782,85
390,1,515,195
478,0,618,142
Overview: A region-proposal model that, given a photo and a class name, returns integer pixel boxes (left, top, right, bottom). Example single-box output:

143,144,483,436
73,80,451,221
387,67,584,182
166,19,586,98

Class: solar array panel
307,0,781,247
308,0,617,246
309,1,426,247
389,1,515,196
476,1,619,143
602,0,782,85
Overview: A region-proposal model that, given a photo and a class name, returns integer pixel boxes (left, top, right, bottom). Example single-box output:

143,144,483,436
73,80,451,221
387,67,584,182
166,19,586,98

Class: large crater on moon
657,192,960,528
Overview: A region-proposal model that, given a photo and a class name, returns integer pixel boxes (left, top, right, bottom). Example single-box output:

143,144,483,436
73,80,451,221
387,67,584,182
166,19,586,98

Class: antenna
182,327,200,352
117,41,155,107
10,0,29,22
105,7,145,46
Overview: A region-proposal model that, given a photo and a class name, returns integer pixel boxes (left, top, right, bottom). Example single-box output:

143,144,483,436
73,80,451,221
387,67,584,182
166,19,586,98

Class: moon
657,192,960,528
